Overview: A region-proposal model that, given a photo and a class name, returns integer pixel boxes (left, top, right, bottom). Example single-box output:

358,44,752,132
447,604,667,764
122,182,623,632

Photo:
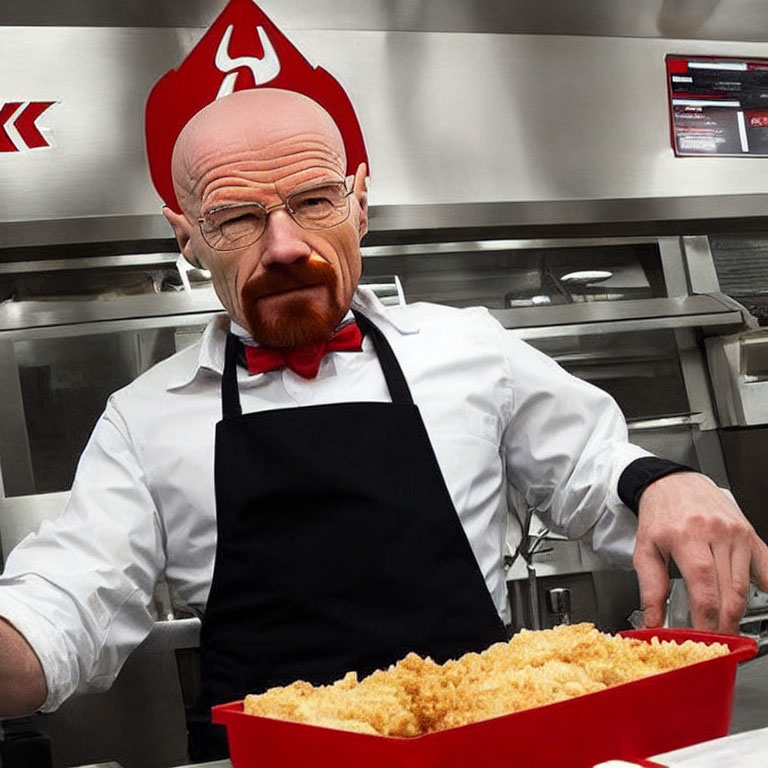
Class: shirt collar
166,286,419,391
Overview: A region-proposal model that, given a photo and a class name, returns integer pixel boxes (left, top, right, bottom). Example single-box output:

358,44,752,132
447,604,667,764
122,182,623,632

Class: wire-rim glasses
197,180,353,251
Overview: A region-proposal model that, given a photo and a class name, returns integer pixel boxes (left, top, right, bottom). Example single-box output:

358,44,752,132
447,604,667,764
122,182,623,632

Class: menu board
666,54,768,156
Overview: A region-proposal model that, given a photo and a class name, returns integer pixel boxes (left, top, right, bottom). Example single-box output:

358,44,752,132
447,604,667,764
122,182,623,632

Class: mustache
242,260,337,301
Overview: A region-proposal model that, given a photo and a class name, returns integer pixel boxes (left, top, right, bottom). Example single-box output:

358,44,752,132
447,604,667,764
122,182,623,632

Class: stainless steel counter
174,731,768,768
175,731,768,768
730,652,768,735
653,727,768,767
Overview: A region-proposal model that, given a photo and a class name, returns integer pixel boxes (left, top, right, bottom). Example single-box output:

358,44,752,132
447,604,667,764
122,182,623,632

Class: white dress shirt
0,288,648,711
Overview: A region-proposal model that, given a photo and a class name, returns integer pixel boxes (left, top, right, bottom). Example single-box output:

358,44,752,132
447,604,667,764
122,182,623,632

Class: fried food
243,623,729,736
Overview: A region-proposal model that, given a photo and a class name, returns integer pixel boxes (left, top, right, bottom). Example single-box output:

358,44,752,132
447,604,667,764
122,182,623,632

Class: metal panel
0,252,179,274
4,28,768,246
361,235,666,258
0,289,223,331
720,426,768,543
0,26,195,225
0,491,69,564
0,318,217,496
0,340,35,496
366,197,768,244
675,327,719,431
682,235,722,294
3,0,768,43
492,294,742,329
509,311,743,340
658,237,690,297
0,313,220,343
707,329,768,426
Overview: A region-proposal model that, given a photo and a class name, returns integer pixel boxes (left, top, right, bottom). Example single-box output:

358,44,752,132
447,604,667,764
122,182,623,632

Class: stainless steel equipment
0,252,222,499
705,234,768,547
706,329,768,544
706,329,768,428
546,588,572,625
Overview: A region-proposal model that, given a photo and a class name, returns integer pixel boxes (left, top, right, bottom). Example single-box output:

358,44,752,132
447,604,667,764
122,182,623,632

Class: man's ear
162,205,204,268
352,163,368,240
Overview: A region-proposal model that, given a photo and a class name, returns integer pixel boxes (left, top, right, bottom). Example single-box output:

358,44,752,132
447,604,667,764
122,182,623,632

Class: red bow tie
243,322,364,379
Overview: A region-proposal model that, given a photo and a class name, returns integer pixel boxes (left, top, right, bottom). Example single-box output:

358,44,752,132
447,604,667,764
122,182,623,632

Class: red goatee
240,260,344,347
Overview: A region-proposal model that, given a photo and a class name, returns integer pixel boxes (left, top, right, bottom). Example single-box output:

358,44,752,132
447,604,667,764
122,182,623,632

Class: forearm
0,617,47,716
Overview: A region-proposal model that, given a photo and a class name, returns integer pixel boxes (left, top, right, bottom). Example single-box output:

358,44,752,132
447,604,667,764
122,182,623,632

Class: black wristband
618,457,695,514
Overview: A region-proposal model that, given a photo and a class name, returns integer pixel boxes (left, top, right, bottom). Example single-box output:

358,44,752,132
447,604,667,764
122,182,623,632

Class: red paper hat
145,0,369,212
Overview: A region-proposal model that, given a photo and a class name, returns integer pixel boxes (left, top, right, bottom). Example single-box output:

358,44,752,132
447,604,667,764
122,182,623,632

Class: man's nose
258,209,312,266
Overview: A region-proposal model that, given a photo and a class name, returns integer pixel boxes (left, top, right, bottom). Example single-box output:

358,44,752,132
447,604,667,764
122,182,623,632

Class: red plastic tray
212,628,757,768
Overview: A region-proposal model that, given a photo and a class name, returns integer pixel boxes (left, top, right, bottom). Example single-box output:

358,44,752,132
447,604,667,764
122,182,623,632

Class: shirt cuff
617,457,694,514
0,586,76,712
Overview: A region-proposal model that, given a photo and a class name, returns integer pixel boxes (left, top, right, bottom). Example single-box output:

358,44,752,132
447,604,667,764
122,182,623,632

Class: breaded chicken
243,623,729,736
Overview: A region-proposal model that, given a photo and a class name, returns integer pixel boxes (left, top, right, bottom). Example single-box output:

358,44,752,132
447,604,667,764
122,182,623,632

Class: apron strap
222,332,243,420
221,311,414,420
352,310,413,406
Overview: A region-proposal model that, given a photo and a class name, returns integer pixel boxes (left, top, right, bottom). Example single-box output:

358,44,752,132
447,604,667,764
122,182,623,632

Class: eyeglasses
197,181,354,251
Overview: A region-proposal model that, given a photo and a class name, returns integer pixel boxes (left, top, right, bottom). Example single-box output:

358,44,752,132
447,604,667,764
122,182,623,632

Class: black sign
666,54,768,157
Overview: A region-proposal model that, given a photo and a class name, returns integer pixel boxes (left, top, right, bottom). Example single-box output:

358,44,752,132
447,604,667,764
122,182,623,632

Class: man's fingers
633,472,767,634
633,544,670,628
751,536,768,594
712,538,750,633
672,542,720,631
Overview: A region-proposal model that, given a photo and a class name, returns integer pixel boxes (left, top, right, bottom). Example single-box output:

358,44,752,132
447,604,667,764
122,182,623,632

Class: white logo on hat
215,24,281,99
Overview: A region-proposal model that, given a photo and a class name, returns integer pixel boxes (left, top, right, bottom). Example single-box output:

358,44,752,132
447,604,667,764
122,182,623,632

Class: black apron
188,312,507,760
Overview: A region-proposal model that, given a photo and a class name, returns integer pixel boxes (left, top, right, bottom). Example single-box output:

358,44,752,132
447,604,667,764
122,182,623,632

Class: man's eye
221,212,255,225
294,195,334,210
290,186,347,220
210,210,262,240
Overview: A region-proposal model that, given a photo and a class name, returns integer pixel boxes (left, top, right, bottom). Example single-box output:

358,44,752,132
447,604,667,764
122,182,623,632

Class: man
0,88,766,759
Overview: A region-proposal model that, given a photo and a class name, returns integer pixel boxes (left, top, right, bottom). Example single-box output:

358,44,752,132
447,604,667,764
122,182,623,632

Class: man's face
165,91,368,347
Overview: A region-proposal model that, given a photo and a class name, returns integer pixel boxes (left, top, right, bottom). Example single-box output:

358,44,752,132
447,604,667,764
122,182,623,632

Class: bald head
171,89,347,213
162,88,368,347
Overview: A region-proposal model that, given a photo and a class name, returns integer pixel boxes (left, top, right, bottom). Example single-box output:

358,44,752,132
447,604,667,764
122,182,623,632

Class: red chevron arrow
0,101,56,152
0,102,22,152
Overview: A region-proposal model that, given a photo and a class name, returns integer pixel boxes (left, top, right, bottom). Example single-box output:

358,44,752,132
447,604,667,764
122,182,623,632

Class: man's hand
633,472,768,634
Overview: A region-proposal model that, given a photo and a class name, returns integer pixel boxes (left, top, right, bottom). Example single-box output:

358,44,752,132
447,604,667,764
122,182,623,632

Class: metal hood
3,0,768,253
